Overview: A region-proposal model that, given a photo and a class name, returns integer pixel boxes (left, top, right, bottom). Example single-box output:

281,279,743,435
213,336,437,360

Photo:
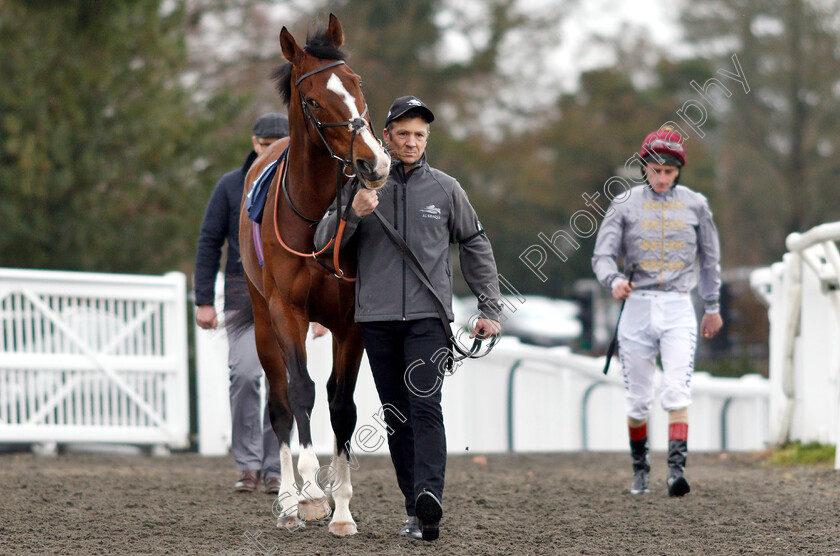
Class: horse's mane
272,24,348,106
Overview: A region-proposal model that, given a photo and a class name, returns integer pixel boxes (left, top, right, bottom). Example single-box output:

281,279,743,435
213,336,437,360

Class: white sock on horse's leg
297,445,330,521
275,443,304,529
328,455,356,536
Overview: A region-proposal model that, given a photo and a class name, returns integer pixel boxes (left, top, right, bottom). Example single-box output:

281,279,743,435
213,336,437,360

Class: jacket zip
402,177,408,320
393,170,406,320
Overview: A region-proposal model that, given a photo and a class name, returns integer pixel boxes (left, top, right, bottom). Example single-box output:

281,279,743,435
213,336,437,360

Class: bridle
295,60,380,184
271,59,383,282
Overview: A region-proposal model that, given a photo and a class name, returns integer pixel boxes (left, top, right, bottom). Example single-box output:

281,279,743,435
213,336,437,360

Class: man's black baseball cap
384,96,435,127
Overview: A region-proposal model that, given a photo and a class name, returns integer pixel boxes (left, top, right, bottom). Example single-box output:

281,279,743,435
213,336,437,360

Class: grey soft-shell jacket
314,156,502,323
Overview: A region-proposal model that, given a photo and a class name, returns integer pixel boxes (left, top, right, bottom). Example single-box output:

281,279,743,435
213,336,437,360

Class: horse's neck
287,140,339,217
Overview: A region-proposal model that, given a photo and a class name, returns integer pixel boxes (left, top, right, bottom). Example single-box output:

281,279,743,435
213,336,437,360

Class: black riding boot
630,438,650,495
666,439,690,497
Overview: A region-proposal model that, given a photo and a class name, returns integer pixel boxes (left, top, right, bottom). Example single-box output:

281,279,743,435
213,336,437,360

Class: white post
779,252,802,445
783,225,840,469
165,271,190,450
196,273,232,456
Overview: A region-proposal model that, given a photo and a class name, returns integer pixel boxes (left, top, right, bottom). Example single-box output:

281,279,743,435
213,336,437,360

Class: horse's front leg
324,325,364,536
265,298,332,524
248,289,303,530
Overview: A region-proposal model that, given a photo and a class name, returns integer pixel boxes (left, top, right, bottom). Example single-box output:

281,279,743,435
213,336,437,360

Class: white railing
494,344,769,453
196,275,770,456
751,222,840,469
0,268,190,451
450,340,768,454
0,266,768,457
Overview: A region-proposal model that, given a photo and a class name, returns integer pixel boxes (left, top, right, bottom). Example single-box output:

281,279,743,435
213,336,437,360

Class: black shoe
398,516,422,540
667,467,691,497
667,439,690,497
630,437,650,495
415,490,442,541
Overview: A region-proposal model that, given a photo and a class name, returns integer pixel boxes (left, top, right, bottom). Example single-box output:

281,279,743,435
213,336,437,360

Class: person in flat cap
252,113,289,141
315,96,503,541
195,113,323,494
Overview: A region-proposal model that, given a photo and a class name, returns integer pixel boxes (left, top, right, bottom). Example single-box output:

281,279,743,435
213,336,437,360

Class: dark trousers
360,318,449,516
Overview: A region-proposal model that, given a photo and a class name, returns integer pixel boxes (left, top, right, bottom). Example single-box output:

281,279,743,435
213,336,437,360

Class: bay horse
237,15,390,536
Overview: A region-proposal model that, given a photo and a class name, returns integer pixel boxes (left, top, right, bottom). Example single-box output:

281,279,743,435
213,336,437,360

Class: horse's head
275,14,390,189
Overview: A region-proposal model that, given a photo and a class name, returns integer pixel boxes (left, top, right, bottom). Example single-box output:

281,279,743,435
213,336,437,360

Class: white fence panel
0,268,189,449
196,327,390,458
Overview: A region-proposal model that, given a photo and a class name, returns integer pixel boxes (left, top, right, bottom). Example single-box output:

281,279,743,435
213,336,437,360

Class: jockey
591,126,724,496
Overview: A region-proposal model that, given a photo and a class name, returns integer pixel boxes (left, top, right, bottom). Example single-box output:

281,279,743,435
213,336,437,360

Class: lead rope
371,209,499,367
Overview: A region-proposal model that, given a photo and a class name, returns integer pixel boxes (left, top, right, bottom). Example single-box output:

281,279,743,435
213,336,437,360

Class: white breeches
617,290,698,421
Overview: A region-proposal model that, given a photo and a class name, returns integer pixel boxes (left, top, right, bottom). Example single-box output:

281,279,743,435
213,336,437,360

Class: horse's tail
223,275,255,339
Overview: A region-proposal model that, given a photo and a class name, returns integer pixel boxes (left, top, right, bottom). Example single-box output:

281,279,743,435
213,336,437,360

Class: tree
302,0,572,137
682,0,840,250
470,49,721,296
0,0,245,273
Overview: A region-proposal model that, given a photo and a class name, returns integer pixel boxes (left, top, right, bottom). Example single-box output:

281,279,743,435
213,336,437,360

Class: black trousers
360,318,449,516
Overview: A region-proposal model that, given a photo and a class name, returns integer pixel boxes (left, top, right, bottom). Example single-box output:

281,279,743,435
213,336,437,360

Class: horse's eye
358,80,363,89
307,98,321,109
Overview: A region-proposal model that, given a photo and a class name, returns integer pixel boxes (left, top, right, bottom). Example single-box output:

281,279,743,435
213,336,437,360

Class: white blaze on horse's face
326,74,391,184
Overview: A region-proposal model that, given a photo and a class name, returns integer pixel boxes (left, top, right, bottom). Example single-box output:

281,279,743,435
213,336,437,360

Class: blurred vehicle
452,295,582,347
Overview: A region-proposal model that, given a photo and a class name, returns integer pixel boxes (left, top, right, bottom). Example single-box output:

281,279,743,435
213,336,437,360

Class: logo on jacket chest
420,204,442,220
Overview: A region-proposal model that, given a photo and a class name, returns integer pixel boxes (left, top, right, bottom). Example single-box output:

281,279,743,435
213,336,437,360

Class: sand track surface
2,451,839,555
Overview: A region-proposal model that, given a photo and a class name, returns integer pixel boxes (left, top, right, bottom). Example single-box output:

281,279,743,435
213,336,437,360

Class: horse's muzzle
356,158,389,189
362,175,388,190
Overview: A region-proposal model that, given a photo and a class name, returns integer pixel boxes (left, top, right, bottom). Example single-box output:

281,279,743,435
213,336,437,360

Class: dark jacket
194,151,258,311
314,155,503,323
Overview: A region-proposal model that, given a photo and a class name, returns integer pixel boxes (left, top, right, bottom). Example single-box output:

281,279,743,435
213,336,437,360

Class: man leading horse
315,95,503,541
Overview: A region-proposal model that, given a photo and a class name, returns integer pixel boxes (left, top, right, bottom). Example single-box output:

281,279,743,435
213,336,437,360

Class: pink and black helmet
639,126,686,167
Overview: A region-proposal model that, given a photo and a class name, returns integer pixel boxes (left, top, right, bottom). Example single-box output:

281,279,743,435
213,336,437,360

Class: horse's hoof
298,498,332,521
277,514,305,530
329,521,358,536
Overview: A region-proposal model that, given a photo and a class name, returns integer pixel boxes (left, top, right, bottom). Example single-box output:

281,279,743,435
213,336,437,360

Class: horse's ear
327,13,344,49
279,27,300,63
